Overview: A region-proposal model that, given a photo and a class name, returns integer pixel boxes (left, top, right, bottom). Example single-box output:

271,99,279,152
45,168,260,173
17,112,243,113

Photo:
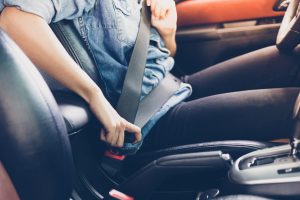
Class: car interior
2,0,300,200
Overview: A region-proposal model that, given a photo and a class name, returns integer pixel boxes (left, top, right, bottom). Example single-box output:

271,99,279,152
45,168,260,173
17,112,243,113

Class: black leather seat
0,29,73,200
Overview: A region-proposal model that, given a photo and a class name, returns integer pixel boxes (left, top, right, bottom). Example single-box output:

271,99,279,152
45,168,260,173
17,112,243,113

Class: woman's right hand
88,88,142,147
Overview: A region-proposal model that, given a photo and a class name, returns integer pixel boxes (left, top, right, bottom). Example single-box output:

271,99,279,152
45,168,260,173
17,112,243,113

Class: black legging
143,45,300,150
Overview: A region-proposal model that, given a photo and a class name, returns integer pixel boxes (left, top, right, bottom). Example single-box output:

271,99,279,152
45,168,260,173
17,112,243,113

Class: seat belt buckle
105,150,125,160
109,189,134,200
101,150,125,177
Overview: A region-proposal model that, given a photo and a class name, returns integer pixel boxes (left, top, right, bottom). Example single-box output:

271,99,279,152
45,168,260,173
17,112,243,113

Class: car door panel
177,0,284,27
175,0,285,74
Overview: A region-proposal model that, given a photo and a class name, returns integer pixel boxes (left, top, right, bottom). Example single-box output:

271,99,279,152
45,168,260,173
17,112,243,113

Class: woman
0,0,300,154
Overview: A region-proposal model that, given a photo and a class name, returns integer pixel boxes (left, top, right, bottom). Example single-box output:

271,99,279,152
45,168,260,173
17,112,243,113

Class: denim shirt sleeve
2,0,96,23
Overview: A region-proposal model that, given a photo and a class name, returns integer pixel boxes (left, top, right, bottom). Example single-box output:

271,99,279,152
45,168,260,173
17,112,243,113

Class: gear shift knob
291,94,300,156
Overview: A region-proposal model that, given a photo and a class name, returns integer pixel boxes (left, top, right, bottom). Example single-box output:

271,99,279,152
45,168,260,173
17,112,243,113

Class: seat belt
116,1,181,129
116,0,151,124
135,74,181,128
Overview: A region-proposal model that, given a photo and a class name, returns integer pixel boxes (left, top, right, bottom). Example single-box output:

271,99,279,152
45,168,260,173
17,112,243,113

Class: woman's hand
88,89,142,147
147,0,177,38
147,0,177,56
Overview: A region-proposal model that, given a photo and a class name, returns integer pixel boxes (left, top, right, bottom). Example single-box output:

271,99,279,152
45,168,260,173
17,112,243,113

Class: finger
100,129,106,142
133,130,142,143
170,1,176,14
147,0,151,6
159,1,169,19
165,7,176,21
115,120,126,146
111,122,125,146
151,0,158,17
124,121,142,142
105,128,115,145
159,7,167,19
110,127,120,146
164,0,175,15
117,131,125,148
111,119,126,146
165,7,172,18
124,120,140,133
151,14,158,25
154,2,162,19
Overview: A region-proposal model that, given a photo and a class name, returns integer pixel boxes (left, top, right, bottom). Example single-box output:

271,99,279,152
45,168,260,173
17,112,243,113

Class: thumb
124,121,142,142
147,0,151,6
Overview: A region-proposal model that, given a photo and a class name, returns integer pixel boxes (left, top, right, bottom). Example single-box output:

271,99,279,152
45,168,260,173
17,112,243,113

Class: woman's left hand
147,0,177,39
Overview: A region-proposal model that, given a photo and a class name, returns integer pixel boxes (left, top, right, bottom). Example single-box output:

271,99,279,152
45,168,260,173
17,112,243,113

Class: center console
229,144,300,197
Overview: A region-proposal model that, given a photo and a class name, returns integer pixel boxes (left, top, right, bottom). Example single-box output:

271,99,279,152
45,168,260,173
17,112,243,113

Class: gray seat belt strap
135,73,181,127
116,0,151,123
117,0,181,129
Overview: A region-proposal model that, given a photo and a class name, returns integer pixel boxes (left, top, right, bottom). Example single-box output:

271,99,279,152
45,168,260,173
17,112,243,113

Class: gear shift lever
290,94,300,156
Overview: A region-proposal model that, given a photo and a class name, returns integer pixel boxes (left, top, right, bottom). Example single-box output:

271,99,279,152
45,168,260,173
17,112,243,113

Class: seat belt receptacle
101,151,126,177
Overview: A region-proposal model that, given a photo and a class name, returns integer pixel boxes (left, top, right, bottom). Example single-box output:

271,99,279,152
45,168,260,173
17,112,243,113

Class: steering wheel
277,0,300,51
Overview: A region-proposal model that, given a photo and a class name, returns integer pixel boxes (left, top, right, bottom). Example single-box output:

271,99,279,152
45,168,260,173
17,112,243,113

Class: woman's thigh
184,46,300,100
143,88,300,150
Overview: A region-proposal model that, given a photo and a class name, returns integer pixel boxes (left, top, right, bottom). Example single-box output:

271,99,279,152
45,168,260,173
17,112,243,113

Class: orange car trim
177,0,285,27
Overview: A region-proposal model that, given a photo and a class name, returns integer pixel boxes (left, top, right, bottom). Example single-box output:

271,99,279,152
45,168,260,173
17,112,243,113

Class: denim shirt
0,0,192,154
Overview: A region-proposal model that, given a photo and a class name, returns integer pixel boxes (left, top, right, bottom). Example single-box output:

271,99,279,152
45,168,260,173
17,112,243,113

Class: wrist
161,28,176,41
161,31,177,56
79,83,104,104
162,31,176,44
